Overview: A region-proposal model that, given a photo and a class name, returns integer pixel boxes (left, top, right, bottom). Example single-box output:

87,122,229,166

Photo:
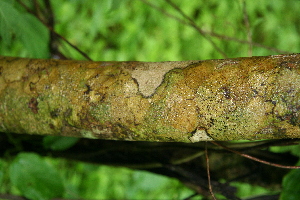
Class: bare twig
164,0,228,58
141,0,291,55
242,0,253,56
140,0,188,25
16,0,92,61
140,0,228,58
205,142,217,200
211,141,300,169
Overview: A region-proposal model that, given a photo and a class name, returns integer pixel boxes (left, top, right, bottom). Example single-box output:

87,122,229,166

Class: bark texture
0,54,299,142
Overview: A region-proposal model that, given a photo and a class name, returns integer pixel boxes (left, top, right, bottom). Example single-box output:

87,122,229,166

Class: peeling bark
0,54,299,142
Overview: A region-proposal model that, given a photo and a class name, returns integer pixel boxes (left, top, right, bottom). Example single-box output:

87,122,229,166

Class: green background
1,0,300,199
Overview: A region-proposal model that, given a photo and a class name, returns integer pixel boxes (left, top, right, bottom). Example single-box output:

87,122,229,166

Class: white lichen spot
131,61,196,97
189,128,213,142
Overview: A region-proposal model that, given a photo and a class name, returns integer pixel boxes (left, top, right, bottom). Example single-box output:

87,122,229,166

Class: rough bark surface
0,54,299,142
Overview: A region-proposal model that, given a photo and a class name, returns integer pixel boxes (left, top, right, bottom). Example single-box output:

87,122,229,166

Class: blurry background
1,0,300,199
2,0,299,61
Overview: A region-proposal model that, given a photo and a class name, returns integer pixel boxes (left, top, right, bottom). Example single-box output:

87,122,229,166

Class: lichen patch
189,128,213,142
131,61,197,97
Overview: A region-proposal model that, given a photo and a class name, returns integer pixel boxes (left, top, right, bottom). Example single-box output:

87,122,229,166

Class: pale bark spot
131,61,196,97
189,128,213,142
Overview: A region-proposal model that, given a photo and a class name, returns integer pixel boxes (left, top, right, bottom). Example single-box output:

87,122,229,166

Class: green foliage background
0,0,300,199
2,0,299,61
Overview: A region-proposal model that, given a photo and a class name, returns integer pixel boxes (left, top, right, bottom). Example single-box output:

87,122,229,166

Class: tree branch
0,54,299,142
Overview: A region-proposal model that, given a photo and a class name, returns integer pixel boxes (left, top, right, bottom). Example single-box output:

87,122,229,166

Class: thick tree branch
0,54,299,142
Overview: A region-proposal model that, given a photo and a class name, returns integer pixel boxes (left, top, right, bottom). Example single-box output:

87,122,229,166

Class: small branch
205,142,217,200
242,0,253,57
141,0,228,58
164,0,228,58
211,141,300,169
16,0,92,61
141,0,291,55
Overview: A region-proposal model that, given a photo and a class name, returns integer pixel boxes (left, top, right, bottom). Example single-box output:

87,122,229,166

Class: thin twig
205,142,217,200
242,0,253,56
141,0,291,55
141,0,228,58
16,0,92,61
211,141,300,169
140,0,188,25
164,0,228,58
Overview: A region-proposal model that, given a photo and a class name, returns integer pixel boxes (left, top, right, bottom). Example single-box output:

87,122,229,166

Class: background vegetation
0,0,300,199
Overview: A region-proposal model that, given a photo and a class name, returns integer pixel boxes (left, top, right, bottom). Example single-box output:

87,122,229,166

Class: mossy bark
0,54,299,142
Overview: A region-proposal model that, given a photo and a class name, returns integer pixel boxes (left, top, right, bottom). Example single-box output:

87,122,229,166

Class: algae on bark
0,54,299,142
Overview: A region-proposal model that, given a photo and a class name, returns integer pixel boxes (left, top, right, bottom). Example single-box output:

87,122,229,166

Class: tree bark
0,54,299,142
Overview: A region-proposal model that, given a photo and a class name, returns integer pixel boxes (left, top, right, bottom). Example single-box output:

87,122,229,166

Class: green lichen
89,103,111,124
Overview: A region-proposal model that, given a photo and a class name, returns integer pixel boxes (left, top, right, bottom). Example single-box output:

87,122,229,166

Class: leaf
9,153,64,200
43,136,79,151
270,144,300,157
0,1,49,58
291,145,300,157
0,0,15,46
280,168,300,200
0,159,5,189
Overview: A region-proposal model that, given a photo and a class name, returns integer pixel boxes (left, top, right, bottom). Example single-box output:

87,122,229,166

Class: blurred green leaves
270,143,300,157
231,182,272,199
52,0,300,62
0,159,6,192
66,163,194,199
43,136,79,151
281,167,300,200
0,0,49,58
9,153,64,200
271,144,300,200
